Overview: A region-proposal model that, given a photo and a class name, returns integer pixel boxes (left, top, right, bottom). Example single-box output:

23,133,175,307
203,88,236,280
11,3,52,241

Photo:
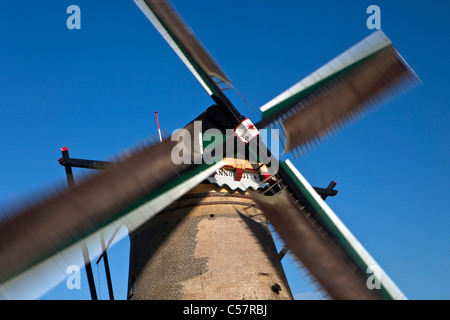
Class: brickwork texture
127,184,293,300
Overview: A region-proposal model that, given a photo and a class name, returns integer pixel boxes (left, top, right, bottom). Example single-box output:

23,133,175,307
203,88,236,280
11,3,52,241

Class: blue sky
0,0,449,300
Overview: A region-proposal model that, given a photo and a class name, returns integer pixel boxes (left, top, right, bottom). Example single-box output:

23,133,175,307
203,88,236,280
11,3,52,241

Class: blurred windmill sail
256,30,420,156
0,136,224,299
251,160,407,300
133,0,231,97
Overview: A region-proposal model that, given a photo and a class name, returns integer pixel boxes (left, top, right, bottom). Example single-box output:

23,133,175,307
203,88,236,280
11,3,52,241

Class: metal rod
155,111,162,143
81,244,98,300
314,187,338,198
96,225,121,264
59,157,110,170
262,179,282,195
60,147,98,300
102,251,114,300
98,235,114,300
60,147,75,188
278,244,289,260
320,180,338,200
96,226,121,300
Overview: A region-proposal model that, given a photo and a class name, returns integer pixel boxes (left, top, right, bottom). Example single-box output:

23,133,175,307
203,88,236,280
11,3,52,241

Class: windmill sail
0,135,224,299
133,0,230,96
133,0,244,124
251,160,407,300
256,31,420,155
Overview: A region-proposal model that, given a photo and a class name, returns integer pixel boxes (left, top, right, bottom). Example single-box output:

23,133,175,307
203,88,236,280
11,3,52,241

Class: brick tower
127,106,293,300
127,184,292,300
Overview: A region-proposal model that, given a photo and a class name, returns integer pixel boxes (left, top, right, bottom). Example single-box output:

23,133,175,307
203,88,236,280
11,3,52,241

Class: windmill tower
0,0,419,300
127,106,293,300
127,177,293,300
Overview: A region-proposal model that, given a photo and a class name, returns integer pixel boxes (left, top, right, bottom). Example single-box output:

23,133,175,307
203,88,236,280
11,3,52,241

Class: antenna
155,111,162,143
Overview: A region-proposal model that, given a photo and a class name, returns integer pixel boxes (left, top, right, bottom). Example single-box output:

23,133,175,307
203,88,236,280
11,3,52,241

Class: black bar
81,245,98,301
102,251,115,300
97,235,115,300
278,245,289,260
59,157,110,170
60,147,98,300
314,186,338,199
319,180,338,200
60,148,75,188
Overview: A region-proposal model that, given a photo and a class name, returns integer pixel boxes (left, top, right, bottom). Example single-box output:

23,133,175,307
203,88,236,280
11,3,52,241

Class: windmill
0,0,419,300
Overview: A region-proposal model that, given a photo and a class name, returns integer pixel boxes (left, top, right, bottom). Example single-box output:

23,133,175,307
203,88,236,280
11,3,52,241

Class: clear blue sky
0,0,449,300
